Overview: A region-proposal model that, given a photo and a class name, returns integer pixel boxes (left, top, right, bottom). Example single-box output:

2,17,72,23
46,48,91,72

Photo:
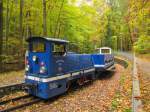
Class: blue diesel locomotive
25,37,114,99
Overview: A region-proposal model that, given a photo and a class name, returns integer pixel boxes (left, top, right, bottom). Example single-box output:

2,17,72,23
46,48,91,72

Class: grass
111,91,120,110
120,74,125,85
123,108,132,112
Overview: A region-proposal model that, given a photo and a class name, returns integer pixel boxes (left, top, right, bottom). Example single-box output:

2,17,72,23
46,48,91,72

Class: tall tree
5,0,9,54
0,0,3,71
54,0,65,37
43,0,47,36
20,0,23,40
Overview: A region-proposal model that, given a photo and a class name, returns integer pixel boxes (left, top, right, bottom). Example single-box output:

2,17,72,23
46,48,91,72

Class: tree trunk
43,0,47,36
20,0,23,38
54,0,65,38
26,10,32,38
57,23,61,38
19,0,23,67
0,0,3,71
5,0,9,54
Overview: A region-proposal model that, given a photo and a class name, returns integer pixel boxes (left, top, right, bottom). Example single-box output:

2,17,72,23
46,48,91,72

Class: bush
134,35,150,54
0,55,15,63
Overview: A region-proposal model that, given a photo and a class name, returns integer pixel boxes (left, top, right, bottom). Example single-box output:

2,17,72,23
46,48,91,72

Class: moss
111,97,120,110
123,108,132,112
120,74,125,85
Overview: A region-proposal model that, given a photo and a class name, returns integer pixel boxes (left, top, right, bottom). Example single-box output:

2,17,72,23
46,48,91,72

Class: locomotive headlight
25,65,30,71
40,66,46,74
39,62,46,74
32,56,37,62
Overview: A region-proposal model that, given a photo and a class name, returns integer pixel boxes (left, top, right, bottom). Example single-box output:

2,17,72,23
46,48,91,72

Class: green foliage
2,0,149,55
7,37,22,55
134,35,150,54
128,0,150,54
0,55,14,63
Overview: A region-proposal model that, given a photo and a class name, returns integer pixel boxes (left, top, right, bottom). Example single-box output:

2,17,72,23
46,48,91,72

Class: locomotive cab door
51,42,67,76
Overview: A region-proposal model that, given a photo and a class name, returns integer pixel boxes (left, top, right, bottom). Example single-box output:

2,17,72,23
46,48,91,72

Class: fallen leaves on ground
138,67,150,112
109,61,132,112
0,70,24,86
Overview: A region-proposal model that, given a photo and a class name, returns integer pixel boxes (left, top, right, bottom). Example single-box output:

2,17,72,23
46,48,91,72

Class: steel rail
0,94,31,105
0,83,24,90
0,97,41,112
0,83,24,97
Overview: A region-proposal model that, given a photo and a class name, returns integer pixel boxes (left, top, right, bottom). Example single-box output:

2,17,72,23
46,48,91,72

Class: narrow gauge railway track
0,83,24,97
0,95,42,112
0,95,31,105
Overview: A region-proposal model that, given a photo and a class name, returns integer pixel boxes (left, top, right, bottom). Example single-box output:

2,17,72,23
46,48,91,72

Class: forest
0,0,149,71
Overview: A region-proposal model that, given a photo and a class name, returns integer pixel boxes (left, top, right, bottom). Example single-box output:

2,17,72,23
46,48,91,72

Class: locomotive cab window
52,43,66,56
31,41,46,53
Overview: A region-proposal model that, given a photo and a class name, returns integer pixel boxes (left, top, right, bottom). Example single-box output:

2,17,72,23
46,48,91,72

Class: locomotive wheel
77,77,84,86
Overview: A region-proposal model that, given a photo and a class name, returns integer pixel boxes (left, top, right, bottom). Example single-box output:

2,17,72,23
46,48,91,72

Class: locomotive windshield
31,41,45,53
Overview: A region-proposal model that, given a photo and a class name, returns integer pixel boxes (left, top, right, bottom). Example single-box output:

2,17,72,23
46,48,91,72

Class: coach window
101,49,110,54
52,43,66,56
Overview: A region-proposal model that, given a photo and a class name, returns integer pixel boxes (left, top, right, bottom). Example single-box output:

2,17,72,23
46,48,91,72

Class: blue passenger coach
25,37,95,99
92,47,115,72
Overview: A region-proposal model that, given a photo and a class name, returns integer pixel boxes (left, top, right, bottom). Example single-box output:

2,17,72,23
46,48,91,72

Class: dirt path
136,58,150,74
21,65,124,112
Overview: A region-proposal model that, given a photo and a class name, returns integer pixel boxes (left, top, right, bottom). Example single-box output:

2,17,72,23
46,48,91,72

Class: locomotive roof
26,37,69,43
